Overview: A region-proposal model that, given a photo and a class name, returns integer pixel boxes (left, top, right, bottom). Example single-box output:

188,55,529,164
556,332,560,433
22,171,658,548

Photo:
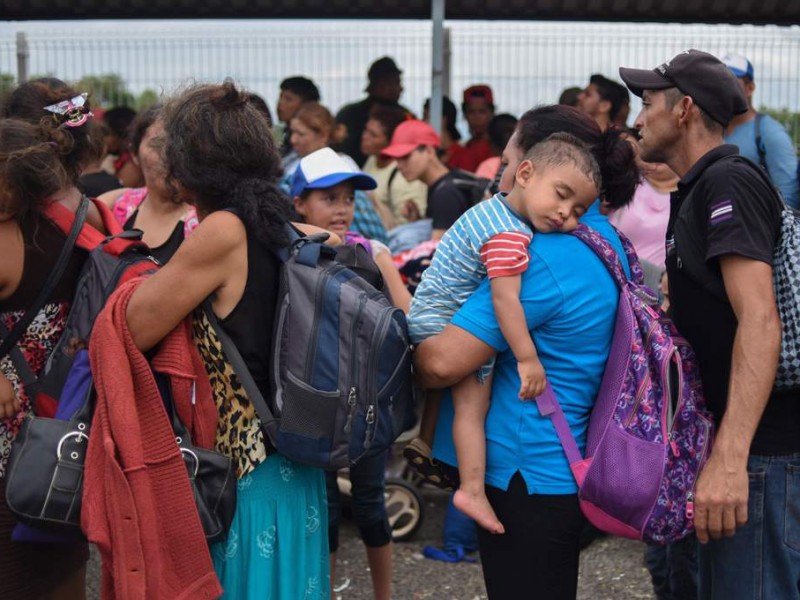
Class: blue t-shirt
725,115,799,209
432,202,630,494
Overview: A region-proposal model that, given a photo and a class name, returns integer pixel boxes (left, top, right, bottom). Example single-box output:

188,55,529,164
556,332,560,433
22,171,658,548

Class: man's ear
515,159,534,187
599,98,612,117
676,95,695,127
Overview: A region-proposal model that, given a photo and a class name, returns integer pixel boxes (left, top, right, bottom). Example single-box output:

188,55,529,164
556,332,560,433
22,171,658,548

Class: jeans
645,534,698,600
325,450,392,552
387,219,433,254
698,453,800,600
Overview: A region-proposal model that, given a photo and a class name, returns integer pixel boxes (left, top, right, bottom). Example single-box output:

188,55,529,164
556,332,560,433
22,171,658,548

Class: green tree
135,89,160,111
76,73,135,108
759,105,800,152
0,73,15,97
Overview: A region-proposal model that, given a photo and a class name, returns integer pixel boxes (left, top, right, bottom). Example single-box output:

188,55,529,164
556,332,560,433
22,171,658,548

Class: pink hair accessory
44,93,93,128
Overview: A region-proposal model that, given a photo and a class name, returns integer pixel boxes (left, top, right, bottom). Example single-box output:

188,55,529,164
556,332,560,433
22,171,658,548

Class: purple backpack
536,224,714,544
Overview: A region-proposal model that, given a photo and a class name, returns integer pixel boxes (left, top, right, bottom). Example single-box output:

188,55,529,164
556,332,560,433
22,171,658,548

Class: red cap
381,120,441,158
463,84,494,106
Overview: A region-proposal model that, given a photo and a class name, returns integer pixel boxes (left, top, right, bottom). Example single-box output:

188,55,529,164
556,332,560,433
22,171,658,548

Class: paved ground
87,484,654,599
332,486,654,600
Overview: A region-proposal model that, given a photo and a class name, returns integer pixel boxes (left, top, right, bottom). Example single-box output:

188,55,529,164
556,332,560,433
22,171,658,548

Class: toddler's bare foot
453,488,505,534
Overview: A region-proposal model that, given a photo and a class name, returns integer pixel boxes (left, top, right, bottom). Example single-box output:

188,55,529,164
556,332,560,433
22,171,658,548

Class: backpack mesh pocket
281,371,340,440
580,424,666,533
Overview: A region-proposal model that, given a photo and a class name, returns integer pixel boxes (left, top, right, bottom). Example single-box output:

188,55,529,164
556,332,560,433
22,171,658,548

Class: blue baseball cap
722,53,754,79
291,147,377,197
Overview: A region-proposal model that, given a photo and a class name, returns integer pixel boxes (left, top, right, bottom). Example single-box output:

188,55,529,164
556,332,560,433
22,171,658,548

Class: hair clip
44,93,93,128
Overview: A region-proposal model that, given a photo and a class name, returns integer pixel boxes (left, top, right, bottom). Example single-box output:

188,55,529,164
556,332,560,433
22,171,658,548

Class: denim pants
698,453,800,600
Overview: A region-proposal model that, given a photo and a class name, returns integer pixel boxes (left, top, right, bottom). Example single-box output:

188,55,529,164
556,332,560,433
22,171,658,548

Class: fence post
443,26,451,98
430,0,446,137
16,32,29,84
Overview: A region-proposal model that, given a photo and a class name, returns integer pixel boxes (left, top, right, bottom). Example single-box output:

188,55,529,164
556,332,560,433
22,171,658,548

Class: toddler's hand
0,373,20,420
517,359,546,401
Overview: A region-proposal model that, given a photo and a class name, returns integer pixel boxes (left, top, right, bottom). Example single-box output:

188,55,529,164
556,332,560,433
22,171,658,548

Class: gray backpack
208,227,415,470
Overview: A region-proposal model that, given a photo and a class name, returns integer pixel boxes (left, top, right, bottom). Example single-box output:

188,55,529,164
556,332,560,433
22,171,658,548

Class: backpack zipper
624,371,651,428
348,294,367,388
376,343,411,398
367,309,396,405
343,386,357,435
686,416,712,520
666,350,685,457
343,295,368,437
352,309,394,461
363,404,377,450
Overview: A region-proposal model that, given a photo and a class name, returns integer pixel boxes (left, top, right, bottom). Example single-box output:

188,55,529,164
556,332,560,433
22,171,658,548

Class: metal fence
1,20,799,141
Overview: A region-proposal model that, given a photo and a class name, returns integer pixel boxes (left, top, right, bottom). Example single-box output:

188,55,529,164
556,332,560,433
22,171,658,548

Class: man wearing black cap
335,56,412,167
621,49,800,599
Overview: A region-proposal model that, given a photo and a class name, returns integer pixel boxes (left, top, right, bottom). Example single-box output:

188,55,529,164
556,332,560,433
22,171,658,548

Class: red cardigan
84,279,222,600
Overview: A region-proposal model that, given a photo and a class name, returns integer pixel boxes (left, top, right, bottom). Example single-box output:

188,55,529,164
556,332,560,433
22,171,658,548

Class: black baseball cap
619,49,748,127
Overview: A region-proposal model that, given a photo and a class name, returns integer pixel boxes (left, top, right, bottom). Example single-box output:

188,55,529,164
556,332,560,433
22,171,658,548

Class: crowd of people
0,48,798,600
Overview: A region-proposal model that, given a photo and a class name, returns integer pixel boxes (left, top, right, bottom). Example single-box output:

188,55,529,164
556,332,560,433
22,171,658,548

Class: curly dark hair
2,78,95,185
159,82,292,249
0,118,71,219
515,105,639,210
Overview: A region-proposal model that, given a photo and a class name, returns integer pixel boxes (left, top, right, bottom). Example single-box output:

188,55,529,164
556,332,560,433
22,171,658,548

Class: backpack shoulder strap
754,113,769,174
535,383,587,486
673,153,784,303
44,196,143,257
0,319,39,389
386,166,400,207
0,196,88,361
570,224,642,288
201,299,279,442
277,222,336,267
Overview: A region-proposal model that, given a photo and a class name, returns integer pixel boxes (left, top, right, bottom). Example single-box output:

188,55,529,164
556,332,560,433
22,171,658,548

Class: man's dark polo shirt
665,144,800,455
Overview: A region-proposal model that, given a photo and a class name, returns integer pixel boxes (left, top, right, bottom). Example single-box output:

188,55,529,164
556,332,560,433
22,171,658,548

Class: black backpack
448,169,492,206
387,167,490,212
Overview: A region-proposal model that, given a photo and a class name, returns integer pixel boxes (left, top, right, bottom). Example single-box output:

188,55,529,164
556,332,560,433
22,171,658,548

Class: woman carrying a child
414,105,639,599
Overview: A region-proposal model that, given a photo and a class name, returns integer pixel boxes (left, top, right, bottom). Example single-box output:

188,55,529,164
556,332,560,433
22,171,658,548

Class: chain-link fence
1,20,799,141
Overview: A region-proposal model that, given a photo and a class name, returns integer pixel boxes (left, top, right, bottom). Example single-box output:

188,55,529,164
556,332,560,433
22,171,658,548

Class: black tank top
123,208,185,265
0,212,86,312
216,229,281,399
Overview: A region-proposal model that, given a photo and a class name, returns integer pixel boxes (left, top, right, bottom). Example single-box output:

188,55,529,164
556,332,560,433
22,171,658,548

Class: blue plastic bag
423,493,478,562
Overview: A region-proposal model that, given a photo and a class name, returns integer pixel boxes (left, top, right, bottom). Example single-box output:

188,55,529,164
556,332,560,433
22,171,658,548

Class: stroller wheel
384,477,424,542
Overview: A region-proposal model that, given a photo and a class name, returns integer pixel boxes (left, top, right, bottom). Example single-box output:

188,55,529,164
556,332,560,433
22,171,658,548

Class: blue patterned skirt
211,453,330,599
